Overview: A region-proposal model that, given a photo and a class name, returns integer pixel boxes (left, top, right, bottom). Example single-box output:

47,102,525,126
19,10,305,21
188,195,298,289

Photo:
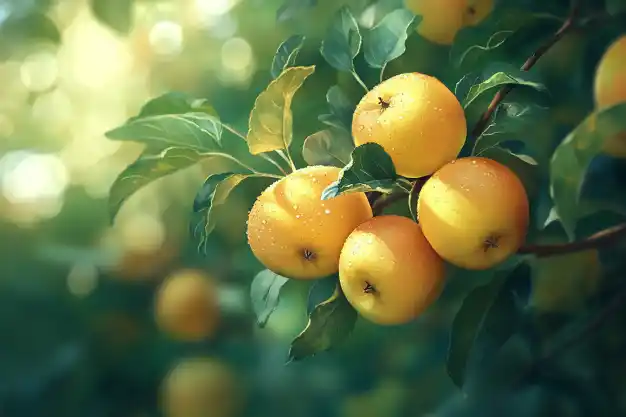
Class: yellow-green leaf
246,65,315,155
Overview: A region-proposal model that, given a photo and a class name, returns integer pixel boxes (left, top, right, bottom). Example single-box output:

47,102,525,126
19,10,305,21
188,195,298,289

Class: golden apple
247,165,373,280
404,0,494,45
339,215,445,325
594,35,626,158
155,269,220,341
417,157,529,270
162,357,243,417
352,72,467,178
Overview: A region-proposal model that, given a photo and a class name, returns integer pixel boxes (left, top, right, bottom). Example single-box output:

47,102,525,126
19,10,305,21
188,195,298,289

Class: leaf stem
379,63,387,83
277,149,297,172
221,122,289,175
211,152,282,179
352,70,369,92
470,1,581,138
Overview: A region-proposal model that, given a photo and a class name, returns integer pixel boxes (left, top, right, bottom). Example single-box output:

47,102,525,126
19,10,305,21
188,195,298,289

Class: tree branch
471,1,581,138
518,223,626,257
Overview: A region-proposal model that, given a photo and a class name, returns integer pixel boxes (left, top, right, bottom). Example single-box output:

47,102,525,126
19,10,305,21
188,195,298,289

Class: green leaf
276,0,317,22
0,12,61,52
246,65,316,154
250,270,291,327
606,0,626,15
271,35,306,79
320,6,361,72
109,147,204,222
447,262,531,390
363,8,417,69
89,0,134,35
105,113,223,152
473,102,549,155
287,283,357,362
550,103,626,241
450,8,563,68
129,92,217,123
302,128,354,167
321,143,399,200
463,71,547,109
191,172,262,252
318,85,356,132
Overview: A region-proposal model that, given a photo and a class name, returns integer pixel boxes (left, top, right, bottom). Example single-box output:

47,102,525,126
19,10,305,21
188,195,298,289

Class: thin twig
471,1,581,138
372,192,407,216
519,223,626,257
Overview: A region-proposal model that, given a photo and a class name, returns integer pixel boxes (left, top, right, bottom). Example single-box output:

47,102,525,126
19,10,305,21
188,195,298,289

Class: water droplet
324,209,331,215
293,204,298,209
296,214,301,219
358,125,365,131
261,220,267,224
367,237,373,244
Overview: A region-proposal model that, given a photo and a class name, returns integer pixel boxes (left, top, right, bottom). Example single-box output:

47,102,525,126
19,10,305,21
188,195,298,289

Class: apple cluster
246,71,530,326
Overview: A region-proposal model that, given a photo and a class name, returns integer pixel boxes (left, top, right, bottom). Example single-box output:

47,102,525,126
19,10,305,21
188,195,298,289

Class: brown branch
371,191,407,216
518,223,626,257
470,1,581,138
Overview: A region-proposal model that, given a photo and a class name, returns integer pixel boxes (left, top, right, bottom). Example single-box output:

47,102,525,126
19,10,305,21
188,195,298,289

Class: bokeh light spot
149,20,184,57
20,50,59,92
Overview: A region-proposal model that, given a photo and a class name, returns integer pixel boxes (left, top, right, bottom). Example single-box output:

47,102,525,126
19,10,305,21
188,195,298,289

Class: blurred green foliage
1,0,626,417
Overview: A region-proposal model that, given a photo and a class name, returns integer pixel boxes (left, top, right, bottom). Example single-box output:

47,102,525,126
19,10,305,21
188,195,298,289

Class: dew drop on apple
324,209,331,215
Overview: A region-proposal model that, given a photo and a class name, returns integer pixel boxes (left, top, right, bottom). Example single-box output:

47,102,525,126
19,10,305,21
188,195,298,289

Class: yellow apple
404,0,494,45
417,157,529,270
462,0,495,27
155,269,220,341
352,72,467,178
339,215,446,325
594,35,626,158
161,357,243,417
247,165,373,280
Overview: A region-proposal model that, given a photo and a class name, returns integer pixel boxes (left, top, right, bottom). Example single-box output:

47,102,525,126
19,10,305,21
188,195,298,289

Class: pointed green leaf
320,6,361,72
363,8,417,69
318,85,356,132
447,262,531,390
473,102,549,155
271,35,306,79
550,103,626,241
105,113,223,152
246,65,316,155
129,91,217,123
250,270,291,327
288,284,357,362
276,0,317,22
463,71,547,109
90,0,134,34
321,143,399,200
192,172,264,252
109,147,205,222
302,128,354,167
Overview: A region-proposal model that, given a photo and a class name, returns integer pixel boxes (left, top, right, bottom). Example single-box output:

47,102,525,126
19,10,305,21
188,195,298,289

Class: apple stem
363,281,376,294
377,97,390,111
301,249,316,262
483,235,500,252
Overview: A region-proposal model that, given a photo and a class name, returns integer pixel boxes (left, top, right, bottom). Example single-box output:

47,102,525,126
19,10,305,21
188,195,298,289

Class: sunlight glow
20,50,59,92
149,20,184,57
67,261,99,298
0,151,69,204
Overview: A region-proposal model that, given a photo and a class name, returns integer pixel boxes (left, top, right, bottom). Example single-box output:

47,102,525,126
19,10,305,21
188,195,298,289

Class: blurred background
1,0,626,416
